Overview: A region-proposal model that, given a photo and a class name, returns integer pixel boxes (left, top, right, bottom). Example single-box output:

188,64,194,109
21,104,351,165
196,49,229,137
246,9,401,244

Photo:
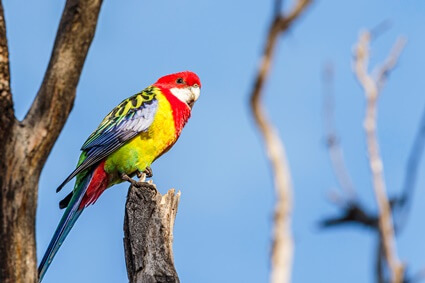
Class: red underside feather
79,160,109,209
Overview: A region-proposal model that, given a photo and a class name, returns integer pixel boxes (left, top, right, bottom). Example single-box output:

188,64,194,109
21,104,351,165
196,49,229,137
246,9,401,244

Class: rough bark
0,0,103,282
124,185,180,283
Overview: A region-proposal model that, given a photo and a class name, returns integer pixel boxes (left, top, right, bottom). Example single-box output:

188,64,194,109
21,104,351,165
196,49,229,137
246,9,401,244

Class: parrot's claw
121,173,157,196
144,166,153,178
136,167,153,179
136,171,144,180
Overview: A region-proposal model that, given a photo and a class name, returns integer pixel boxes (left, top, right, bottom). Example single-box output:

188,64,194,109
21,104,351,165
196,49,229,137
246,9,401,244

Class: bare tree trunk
124,185,180,283
0,0,103,282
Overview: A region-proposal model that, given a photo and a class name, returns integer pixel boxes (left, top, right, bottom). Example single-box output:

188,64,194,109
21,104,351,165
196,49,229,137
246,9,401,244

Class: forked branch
0,1,103,282
23,0,103,171
354,30,406,283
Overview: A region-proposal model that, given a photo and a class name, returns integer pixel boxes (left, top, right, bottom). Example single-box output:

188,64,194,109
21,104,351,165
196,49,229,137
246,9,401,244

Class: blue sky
4,0,425,282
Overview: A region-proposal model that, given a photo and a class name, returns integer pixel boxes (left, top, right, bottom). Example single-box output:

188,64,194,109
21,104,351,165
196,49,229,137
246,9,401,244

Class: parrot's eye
176,78,184,84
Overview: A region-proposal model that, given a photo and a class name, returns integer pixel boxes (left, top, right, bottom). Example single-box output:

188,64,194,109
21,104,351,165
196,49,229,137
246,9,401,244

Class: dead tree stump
124,184,180,283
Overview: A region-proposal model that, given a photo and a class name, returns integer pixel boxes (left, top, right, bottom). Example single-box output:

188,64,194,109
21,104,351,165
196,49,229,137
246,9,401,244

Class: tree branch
320,200,377,229
320,29,421,283
249,1,311,282
23,0,103,171
322,63,356,199
0,0,15,137
375,38,407,92
0,1,103,282
319,63,379,231
124,185,180,283
395,104,425,231
354,30,405,283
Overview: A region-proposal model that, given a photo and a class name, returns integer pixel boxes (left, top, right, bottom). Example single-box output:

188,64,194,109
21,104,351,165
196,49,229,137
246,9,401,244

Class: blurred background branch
322,63,357,200
249,0,312,282
394,104,425,232
319,28,425,283
354,30,405,283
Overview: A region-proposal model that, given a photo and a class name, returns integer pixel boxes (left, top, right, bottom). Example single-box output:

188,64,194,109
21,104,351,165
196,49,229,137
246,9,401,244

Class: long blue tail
38,171,93,282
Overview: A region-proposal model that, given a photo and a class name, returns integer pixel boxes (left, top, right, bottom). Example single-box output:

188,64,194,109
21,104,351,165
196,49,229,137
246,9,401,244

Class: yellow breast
104,92,176,184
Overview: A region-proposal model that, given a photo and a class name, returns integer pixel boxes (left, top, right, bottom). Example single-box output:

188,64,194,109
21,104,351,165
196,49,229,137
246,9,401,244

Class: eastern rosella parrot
38,71,201,282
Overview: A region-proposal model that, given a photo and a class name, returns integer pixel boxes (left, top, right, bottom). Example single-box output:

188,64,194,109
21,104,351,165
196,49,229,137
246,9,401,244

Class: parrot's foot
136,167,153,179
121,173,157,195
121,173,135,185
144,167,153,178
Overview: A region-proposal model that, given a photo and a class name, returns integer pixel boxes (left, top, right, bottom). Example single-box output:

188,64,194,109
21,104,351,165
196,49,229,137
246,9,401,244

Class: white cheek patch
170,87,201,105
170,87,192,104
